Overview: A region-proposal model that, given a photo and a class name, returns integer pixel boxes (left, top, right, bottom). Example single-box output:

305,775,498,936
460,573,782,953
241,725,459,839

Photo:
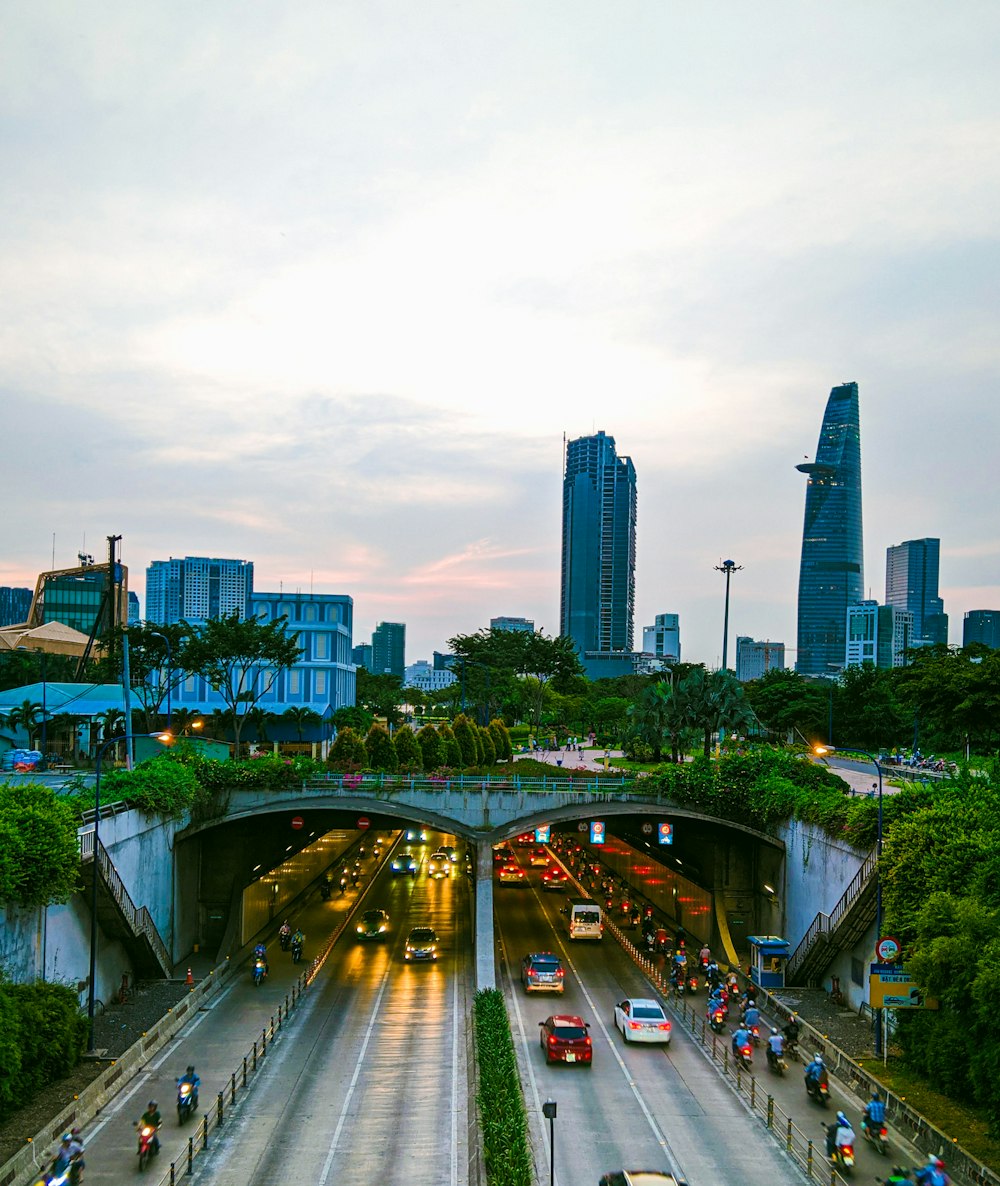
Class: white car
613,998,672,1045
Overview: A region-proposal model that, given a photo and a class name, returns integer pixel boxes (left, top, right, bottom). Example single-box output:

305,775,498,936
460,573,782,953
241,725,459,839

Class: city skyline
2,4,999,665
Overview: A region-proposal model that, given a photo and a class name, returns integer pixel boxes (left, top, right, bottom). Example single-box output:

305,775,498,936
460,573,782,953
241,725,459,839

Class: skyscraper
560,431,637,662
885,538,947,646
795,382,864,677
145,557,253,624
371,621,405,678
963,610,1000,650
642,613,681,663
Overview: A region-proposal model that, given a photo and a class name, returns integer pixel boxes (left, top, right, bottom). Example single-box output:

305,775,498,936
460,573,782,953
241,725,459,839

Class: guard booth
747,935,790,990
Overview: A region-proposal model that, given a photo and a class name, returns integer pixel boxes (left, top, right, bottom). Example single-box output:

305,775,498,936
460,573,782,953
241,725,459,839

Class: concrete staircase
786,846,877,986
79,829,173,978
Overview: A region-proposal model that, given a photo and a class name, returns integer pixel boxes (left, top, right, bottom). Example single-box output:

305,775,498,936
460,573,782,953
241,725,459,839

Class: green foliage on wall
0,784,79,907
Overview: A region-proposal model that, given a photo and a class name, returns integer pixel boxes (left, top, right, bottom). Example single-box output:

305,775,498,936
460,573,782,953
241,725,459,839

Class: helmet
771,1027,778,1035
933,1159,946,1170
187,1065,195,1074
836,1111,848,1124
61,1134,72,1143
148,1100,157,1109
871,1090,881,1101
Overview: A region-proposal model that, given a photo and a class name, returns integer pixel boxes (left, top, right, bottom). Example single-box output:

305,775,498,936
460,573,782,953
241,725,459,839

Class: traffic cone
186,967,194,987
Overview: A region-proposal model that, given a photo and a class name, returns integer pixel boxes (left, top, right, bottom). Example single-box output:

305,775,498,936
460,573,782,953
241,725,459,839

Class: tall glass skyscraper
560,431,637,658
795,383,864,677
885,538,947,646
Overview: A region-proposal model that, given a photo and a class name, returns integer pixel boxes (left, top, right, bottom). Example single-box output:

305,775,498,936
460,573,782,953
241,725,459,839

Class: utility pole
714,559,743,671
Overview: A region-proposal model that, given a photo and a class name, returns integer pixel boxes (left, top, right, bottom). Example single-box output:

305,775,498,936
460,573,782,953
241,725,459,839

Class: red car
541,866,569,892
539,1014,593,1065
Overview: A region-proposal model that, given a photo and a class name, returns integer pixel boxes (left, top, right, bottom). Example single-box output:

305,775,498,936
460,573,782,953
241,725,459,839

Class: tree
452,714,478,766
673,668,757,756
3,700,44,747
329,726,366,769
0,784,80,906
393,725,422,771
281,706,321,743
355,670,404,725
488,719,511,762
416,724,444,771
244,707,273,744
180,611,301,758
365,724,398,773
437,723,463,767
331,705,373,734
835,664,905,751
118,622,190,731
743,669,830,744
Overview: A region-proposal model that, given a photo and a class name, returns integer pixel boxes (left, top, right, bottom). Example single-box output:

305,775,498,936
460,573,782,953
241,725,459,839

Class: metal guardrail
301,773,633,794
142,976,309,1186
79,831,172,975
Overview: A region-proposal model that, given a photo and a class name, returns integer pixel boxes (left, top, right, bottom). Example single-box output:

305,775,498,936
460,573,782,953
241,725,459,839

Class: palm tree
282,706,321,743
675,668,757,756
4,699,43,746
245,706,274,744
170,708,205,737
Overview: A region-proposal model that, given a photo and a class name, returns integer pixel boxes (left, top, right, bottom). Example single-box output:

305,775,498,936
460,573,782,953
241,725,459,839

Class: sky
2,2,999,668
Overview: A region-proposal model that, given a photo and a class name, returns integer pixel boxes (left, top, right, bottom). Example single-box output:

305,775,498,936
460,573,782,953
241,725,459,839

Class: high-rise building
560,431,637,670
795,383,864,677
0,587,32,628
642,613,681,663
371,621,405,678
845,601,913,669
352,643,373,669
735,637,785,682
404,660,457,692
885,538,947,646
490,616,535,633
127,591,141,624
145,557,253,625
963,610,1000,650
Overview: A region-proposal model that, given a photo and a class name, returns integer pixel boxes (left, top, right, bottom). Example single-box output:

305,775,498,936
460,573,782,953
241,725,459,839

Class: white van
565,896,603,940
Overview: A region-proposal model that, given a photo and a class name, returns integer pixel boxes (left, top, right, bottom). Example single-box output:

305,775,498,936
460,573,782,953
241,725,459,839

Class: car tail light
584,1036,592,1047
658,1023,671,1031
628,1020,642,1030
547,1034,557,1045
557,967,564,978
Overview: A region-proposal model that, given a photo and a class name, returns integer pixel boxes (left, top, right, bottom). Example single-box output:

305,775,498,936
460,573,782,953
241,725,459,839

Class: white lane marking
504,878,687,1183
451,955,459,1186
317,959,393,1186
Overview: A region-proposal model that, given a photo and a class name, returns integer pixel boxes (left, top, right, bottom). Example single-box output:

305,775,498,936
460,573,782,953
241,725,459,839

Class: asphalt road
496,844,920,1186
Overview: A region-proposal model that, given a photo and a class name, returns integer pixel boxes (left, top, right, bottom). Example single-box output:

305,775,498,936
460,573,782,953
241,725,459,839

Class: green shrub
0,784,79,906
0,981,87,1121
98,758,202,816
475,988,532,1186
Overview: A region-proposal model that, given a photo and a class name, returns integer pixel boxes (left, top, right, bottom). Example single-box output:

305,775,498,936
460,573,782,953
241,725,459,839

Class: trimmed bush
475,988,532,1186
0,784,79,907
0,981,87,1121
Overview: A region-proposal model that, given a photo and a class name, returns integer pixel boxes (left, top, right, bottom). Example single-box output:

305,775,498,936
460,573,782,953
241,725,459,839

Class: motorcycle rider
916,1157,950,1186
826,1111,854,1159
139,1101,162,1155
51,1134,82,1183
699,943,711,968
804,1052,826,1093
253,942,268,972
177,1065,200,1110
291,928,305,958
731,1022,751,1057
766,1027,785,1068
863,1089,887,1138
278,920,291,949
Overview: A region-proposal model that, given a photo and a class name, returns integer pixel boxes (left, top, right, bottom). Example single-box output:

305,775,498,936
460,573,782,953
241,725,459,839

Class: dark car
403,926,439,962
391,852,418,877
355,908,390,940
521,952,565,994
538,1014,592,1065
541,866,569,892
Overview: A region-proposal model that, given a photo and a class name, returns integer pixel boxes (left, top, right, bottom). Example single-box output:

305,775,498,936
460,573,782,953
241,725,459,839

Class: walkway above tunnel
179,770,785,849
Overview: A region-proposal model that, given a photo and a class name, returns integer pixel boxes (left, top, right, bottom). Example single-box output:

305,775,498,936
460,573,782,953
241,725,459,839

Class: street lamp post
87,731,168,1052
714,560,743,671
148,631,172,729
814,743,884,1055
542,1098,557,1186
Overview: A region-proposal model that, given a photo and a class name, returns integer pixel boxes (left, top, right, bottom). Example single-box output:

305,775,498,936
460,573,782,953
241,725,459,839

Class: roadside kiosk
746,935,790,991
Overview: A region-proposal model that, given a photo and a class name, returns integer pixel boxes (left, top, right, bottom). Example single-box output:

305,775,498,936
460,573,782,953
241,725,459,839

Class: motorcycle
685,973,699,995
629,909,641,930
734,1041,753,1071
654,929,672,954
319,881,331,901
805,1071,830,1106
177,1080,196,1123
708,1007,726,1034
291,939,303,964
252,958,267,987
784,1034,800,1062
766,1047,787,1076
862,1120,889,1156
827,1136,855,1174
338,875,348,895
748,1023,761,1047
279,929,291,951
136,1124,158,1172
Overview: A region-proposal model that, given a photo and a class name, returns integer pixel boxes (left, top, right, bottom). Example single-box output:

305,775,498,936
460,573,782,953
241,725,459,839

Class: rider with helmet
826,1111,855,1158
178,1065,200,1110
139,1101,162,1154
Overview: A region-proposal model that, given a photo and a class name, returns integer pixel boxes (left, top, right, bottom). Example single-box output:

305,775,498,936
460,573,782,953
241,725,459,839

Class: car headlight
379,924,386,932
356,926,364,933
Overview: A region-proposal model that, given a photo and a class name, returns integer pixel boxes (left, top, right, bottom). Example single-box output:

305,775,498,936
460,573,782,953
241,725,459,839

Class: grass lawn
861,1060,1000,1171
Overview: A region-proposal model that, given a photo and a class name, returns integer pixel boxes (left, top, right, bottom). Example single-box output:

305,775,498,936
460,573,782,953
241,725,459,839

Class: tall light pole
148,631,172,729
714,559,743,671
542,1098,557,1186
87,731,168,1052
814,743,884,1055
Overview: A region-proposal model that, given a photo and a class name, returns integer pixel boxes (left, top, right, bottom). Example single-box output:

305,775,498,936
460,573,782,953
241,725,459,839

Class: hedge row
0,784,79,907
0,981,88,1120
474,988,532,1186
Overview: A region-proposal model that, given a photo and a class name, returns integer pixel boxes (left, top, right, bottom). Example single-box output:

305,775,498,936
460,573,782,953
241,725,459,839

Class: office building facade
0,587,32,628
371,621,405,679
352,643,373,669
795,383,864,677
735,637,786,682
963,610,1000,650
642,613,681,663
145,556,253,625
404,660,457,692
846,601,913,669
885,538,947,647
490,616,535,633
560,431,637,674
